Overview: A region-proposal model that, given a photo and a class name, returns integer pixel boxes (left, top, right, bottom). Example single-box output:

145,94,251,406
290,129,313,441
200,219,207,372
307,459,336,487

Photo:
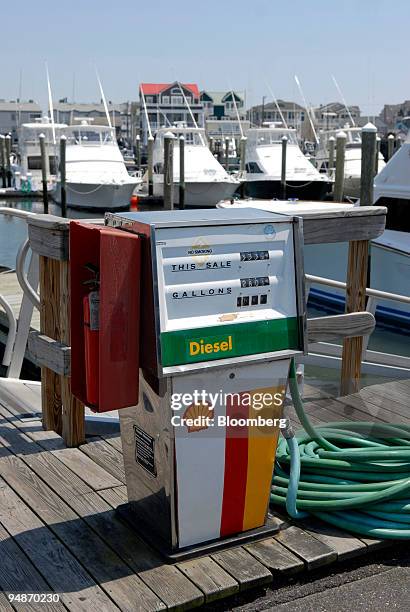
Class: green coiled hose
271,360,410,539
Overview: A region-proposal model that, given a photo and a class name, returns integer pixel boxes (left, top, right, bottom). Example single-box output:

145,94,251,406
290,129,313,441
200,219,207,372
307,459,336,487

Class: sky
2,0,406,116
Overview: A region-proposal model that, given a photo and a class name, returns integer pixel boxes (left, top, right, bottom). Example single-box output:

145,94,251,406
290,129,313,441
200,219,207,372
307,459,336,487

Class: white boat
316,126,386,199
53,120,142,210
151,126,240,207
218,198,410,328
244,124,331,200
16,118,67,191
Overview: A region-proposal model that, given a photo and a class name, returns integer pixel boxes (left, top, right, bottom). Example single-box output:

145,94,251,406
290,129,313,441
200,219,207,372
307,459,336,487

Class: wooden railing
0,204,387,446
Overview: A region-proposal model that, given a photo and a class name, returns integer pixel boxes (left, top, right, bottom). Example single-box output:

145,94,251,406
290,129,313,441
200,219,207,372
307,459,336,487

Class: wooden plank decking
0,272,40,332
0,377,408,610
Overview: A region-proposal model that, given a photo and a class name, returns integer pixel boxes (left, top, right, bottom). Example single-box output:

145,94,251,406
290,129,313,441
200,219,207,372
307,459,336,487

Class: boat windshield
345,129,362,144
65,128,115,146
157,130,206,146
253,130,297,146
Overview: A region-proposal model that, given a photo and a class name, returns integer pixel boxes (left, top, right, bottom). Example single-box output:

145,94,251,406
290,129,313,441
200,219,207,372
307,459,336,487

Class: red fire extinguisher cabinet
70,221,141,412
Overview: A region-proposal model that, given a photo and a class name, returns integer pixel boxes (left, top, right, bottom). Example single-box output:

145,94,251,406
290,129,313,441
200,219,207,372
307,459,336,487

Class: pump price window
240,250,269,261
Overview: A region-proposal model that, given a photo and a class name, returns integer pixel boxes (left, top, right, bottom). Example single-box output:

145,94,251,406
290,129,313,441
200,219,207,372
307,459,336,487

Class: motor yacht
316,126,386,199
16,117,66,191
151,125,240,207
243,124,331,200
53,120,142,210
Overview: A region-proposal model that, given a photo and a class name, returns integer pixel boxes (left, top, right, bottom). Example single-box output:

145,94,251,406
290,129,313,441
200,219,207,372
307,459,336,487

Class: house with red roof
139,81,204,144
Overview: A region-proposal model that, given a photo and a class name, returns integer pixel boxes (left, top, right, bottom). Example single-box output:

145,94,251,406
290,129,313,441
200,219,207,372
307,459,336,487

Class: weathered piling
375,136,381,174
179,135,185,210
225,138,230,171
387,134,395,161
333,130,346,202
281,135,287,200
5,134,12,188
39,133,49,213
135,134,141,169
209,136,214,153
147,135,154,197
0,135,5,188
359,122,377,206
60,135,67,218
340,238,369,396
163,132,175,210
216,140,223,164
328,135,335,176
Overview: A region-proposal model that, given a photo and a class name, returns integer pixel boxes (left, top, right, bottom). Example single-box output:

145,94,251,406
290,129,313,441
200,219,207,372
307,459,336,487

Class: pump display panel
154,221,302,368
106,209,306,373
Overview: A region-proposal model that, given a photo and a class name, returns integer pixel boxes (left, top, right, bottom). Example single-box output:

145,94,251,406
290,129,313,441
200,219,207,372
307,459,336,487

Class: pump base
116,502,283,561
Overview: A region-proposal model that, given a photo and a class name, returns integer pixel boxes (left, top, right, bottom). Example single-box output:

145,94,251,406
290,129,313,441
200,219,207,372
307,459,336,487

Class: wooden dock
0,377,408,610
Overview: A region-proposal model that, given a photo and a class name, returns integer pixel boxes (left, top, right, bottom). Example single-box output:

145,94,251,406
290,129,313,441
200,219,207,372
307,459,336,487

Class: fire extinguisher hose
271,359,410,539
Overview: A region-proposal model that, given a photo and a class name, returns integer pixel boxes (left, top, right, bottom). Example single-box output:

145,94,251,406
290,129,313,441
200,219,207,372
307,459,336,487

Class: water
0,198,103,270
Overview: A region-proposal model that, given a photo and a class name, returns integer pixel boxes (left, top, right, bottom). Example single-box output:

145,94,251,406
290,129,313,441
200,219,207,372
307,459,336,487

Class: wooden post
5,134,12,188
60,259,85,446
340,239,369,395
375,135,381,175
0,135,5,188
281,136,287,200
60,136,67,218
328,135,335,176
225,138,230,171
39,133,49,213
28,215,86,446
396,136,402,150
163,132,175,210
209,136,214,153
179,135,185,210
333,130,346,202
147,135,154,197
39,255,62,433
360,122,377,206
135,134,141,169
387,134,395,161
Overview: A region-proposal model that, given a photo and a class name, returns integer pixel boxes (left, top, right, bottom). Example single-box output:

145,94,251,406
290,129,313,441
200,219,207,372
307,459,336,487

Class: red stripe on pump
220,392,249,537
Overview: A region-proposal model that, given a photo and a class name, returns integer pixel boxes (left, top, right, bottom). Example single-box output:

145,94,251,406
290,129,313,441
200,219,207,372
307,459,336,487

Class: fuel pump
102,208,307,558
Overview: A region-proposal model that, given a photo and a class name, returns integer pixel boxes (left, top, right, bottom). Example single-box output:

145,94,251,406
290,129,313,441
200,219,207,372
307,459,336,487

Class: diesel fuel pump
101,208,307,557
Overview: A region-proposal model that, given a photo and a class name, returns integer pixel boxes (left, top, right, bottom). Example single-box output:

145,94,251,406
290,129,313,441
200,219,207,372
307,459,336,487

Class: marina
1,100,410,608
1,3,410,608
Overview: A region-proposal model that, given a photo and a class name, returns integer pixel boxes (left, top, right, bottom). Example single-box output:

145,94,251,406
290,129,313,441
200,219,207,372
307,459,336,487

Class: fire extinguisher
83,264,100,408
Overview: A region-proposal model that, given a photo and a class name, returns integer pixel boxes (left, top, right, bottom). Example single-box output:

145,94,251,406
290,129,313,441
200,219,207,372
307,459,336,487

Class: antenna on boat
176,82,205,145
264,80,288,129
45,63,56,145
140,86,153,139
176,82,198,128
294,75,319,144
95,69,112,129
229,88,244,138
331,75,356,127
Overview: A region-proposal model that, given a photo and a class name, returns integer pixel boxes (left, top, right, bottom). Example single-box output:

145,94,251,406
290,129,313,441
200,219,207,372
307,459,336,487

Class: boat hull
243,179,331,201
304,241,410,328
153,180,240,207
53,181,139,210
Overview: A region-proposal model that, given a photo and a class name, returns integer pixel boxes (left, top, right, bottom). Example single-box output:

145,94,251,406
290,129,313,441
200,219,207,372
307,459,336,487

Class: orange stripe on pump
242,386,286,532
